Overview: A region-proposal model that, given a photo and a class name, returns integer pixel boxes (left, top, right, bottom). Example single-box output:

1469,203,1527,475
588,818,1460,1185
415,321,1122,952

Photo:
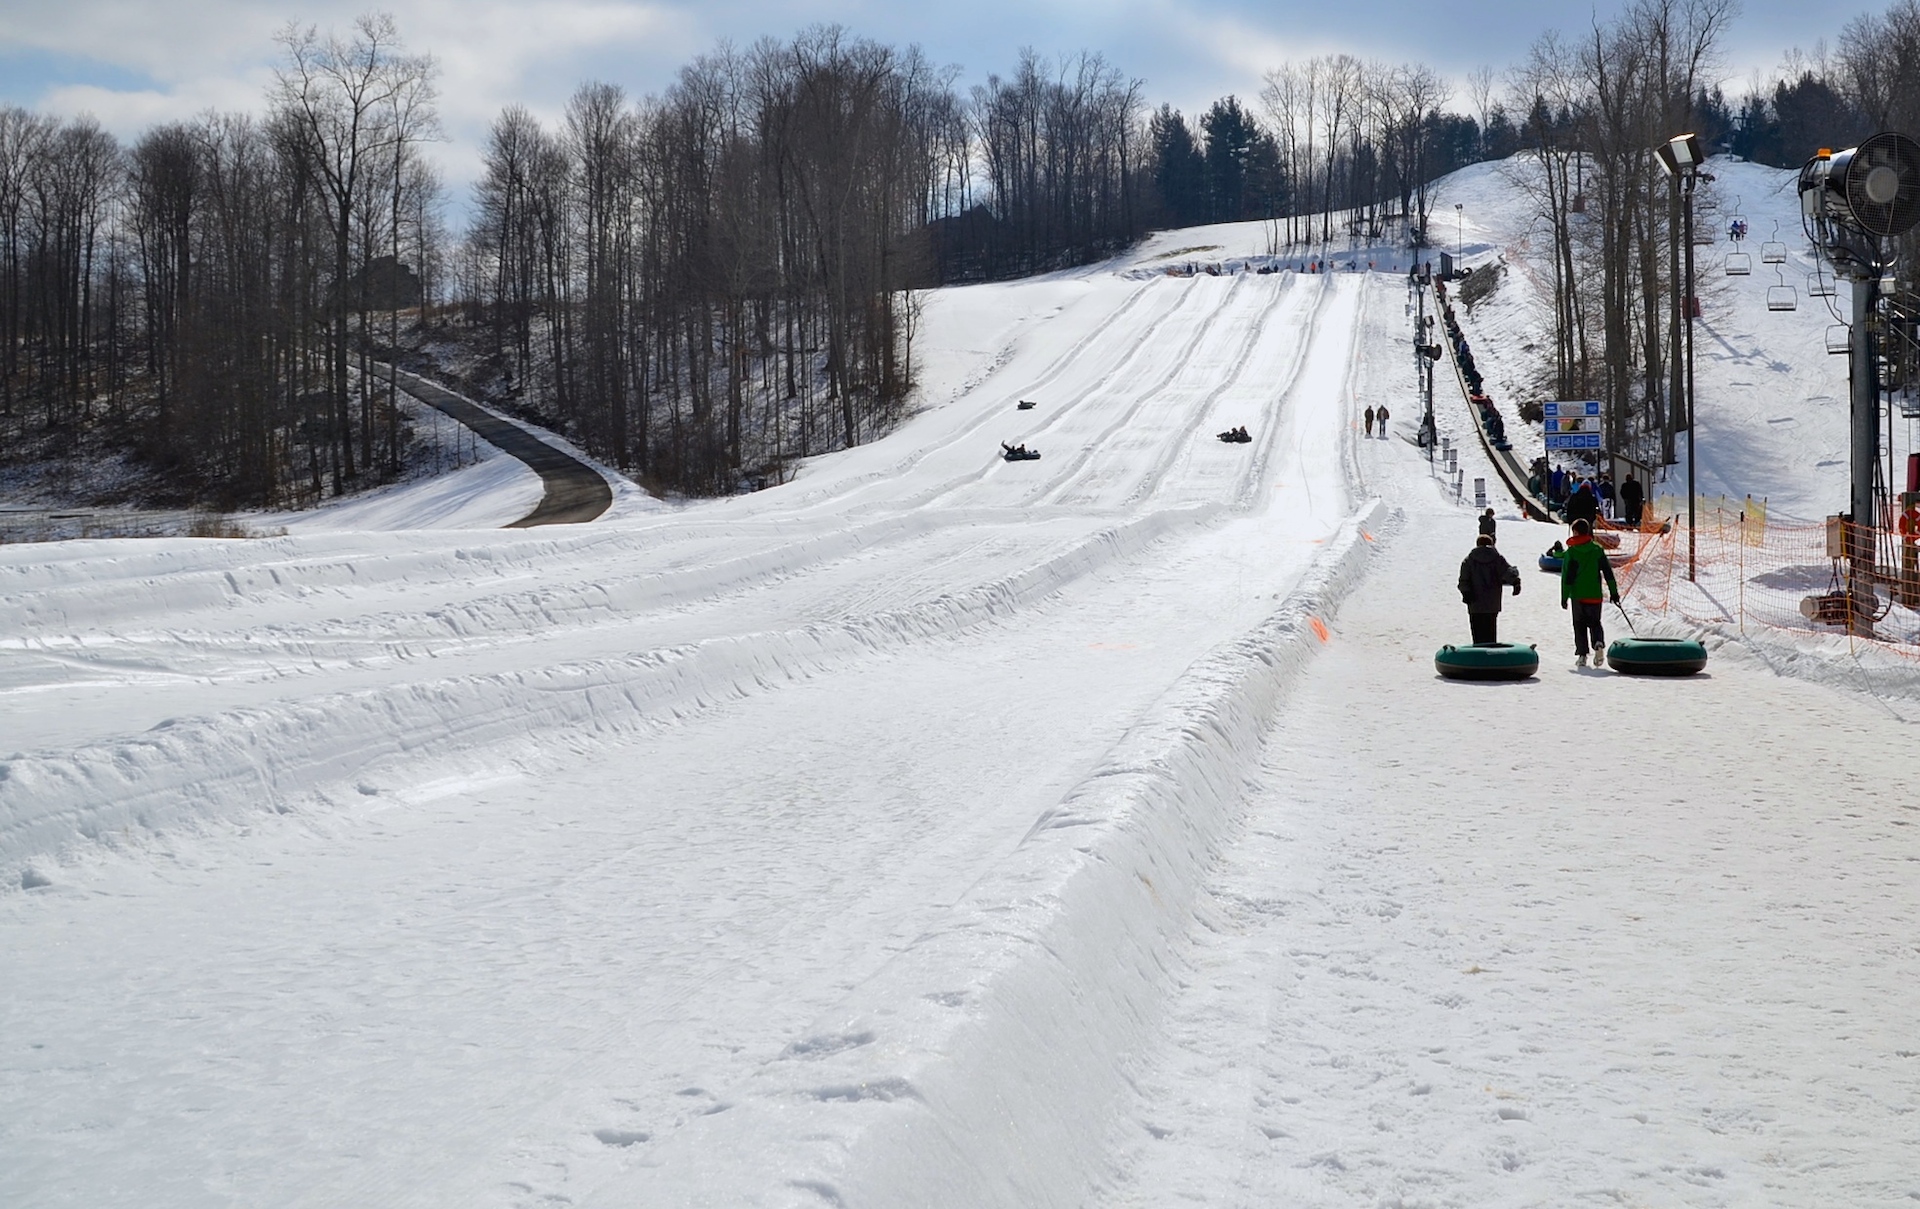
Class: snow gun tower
1799,132,1920,633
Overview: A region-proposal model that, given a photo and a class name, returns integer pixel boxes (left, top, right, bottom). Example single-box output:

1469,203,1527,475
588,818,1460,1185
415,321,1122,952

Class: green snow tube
1605,636,1708,676
1435,642,1540,681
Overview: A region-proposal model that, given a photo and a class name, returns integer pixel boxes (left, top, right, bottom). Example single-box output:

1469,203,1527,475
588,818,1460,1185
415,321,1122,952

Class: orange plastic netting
1619,495,1920,654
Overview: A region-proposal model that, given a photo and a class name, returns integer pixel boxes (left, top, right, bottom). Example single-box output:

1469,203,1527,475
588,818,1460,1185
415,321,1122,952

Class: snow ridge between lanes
0,505,1219,890
617,497,1392,1209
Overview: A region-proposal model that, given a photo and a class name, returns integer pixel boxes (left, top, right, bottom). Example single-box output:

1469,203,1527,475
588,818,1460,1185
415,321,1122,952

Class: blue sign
1542,400,1601,418
1545,432,1603,450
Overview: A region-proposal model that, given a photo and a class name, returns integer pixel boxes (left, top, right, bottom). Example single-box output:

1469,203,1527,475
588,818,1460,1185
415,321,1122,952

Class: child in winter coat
1458,534,1522,644
1559,518,1620,667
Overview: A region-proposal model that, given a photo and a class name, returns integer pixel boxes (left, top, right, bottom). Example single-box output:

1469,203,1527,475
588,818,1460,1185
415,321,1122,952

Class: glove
1512,581,1522,595
1610,593,1620,605
1561,598,1569,610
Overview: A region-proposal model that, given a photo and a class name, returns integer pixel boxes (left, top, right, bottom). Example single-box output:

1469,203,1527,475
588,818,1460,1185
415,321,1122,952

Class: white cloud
1,0,283,84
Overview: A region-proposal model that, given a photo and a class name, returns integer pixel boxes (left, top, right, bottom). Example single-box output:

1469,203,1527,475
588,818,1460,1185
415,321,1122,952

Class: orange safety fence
1621,495,1920,655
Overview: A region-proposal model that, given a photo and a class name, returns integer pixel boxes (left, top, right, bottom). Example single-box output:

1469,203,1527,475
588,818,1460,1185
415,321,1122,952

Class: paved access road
381,366,613,526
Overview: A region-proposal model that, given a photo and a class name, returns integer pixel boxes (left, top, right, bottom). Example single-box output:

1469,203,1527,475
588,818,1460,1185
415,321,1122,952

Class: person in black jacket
1478,507,1497,540
1458,533,1522,643
1565,480,1599,527
1619,474,1644,526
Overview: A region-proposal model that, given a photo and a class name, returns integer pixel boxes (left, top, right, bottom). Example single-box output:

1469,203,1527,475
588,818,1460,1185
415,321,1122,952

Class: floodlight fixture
1655,133,1704,177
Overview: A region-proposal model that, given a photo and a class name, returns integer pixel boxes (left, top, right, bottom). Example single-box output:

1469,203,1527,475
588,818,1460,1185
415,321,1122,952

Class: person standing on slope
1364,405,1376,437
1620,473,1645,526
1560,518,1620,667
1459,533,1522,644
1376,404,1390,437
1565,479,1599,528
1478,507,1497,541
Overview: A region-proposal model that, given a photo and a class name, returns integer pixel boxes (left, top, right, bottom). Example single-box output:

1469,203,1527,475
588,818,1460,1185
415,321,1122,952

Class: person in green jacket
1559,518,1620,667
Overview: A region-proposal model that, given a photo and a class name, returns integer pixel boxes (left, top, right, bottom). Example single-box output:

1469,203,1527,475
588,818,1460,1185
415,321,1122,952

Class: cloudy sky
0,0,1882,216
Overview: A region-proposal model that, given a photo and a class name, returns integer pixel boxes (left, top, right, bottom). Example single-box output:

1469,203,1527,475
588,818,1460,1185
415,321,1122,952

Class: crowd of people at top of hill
1526,457,1646,527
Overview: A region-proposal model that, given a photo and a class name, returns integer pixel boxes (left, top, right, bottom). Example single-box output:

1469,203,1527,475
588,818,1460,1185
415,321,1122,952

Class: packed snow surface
3,168,1918,1208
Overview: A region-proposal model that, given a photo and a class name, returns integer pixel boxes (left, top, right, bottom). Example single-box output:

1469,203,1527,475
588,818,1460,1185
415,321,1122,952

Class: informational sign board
1545,432,1602,449
1543,401,1602,450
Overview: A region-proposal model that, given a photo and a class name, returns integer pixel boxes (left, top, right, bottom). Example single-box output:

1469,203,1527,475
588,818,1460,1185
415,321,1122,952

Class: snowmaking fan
1800,132,1920,267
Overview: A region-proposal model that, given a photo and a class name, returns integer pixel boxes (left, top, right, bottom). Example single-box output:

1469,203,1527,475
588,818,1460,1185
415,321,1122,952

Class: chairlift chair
1761,221,1787,263
1725,251,1753,275
1808,269,1837,297
1826,324,1853,355
1766,266,1797,311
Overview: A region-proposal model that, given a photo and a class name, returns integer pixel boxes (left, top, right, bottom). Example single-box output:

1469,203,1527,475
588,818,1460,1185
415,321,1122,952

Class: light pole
1454,203,1463,262
1655,132,1709,580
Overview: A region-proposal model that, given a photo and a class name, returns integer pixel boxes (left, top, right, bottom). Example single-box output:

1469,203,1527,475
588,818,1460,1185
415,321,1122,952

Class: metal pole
1684,176,1697,581
1667,178,1683,467
1417,280,1433,462
1848,268,1878,568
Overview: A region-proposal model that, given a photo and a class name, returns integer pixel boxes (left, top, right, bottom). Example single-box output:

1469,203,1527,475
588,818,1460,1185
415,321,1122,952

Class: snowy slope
2,265,1379,1207
3,180,1918,1209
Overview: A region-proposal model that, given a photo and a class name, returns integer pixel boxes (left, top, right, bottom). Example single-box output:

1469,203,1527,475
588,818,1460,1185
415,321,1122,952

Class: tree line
0,14,441,507
7,6,1917,508
458,30,959,490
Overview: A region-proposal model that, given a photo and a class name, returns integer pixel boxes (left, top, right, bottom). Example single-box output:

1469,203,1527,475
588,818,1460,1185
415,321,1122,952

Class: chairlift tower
1798,132,1920,625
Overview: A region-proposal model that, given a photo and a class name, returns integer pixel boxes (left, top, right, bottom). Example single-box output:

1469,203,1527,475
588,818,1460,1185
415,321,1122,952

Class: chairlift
1728,197,1748,242
1899,388,1920,420
1808,269,1837,298
1766,265,1797,311
1826,324,1853,355
1761,221,1787,263
1725,251,1752,276
1571,193,1587,215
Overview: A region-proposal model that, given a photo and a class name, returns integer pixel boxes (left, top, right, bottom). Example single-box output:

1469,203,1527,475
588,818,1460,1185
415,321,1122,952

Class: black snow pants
1570,600,1605,657
1469,612,1499,644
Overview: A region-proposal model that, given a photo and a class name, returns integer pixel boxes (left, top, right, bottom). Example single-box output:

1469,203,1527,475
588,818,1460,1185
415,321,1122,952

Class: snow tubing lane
1435,642,1540,681
1606,636,1708,675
